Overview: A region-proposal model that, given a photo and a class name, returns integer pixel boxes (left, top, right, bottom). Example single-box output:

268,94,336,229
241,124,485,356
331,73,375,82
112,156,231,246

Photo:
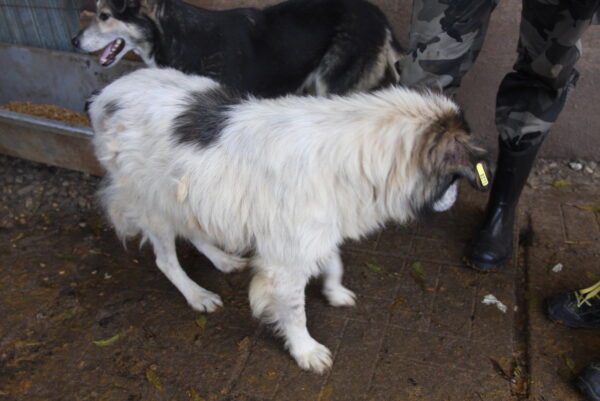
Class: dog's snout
71,35,80,48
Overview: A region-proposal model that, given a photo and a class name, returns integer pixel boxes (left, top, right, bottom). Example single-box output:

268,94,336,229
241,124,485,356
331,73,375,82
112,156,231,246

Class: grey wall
190,0,599,159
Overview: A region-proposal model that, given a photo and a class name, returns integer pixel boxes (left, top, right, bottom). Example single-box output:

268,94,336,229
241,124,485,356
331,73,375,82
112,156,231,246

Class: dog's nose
71,36,80,48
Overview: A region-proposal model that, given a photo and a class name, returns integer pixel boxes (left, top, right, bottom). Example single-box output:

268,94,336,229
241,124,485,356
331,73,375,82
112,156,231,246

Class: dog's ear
444,134,492,192
427,114,492,192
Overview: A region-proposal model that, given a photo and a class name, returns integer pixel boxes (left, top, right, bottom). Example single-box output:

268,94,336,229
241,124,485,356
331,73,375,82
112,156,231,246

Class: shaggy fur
89,68,490,373
73,0,402,97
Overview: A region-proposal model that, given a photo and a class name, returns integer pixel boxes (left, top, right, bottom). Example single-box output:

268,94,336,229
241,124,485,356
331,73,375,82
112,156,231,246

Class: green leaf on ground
54,252,74,260
550,180,571,188
317,384,333,401
365,263,388,275
409,262,430,291
195,316,207,332
574,205,600,213
52,309,76,322
411,262,424,276
146,367,163,391
565,357,576,373
93,333,121,347
586,272,600,282
188,390,206,401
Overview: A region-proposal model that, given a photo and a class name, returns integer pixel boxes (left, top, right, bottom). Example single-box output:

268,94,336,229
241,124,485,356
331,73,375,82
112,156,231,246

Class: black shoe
545,281,600,328
468,138,541,271
577,363,600,401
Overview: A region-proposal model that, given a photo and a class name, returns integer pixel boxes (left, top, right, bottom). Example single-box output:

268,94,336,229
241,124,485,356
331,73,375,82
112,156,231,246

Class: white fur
90,68,463,373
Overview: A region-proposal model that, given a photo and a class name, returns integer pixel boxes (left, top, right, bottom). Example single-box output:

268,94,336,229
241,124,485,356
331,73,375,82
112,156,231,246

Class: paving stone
325,321,386,400
471,272,516,345
341,251,405,299
429,265,479,338
2,154,599,401
370,354,511,401
562,204,600,243
410,237,468,266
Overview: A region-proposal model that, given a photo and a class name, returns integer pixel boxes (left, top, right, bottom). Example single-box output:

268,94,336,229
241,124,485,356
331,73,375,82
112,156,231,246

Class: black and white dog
89,68,491,373
72,0,402,97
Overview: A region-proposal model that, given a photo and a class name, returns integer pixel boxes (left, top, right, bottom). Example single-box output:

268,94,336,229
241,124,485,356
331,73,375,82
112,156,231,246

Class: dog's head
414,108,492,213
72,0,160,67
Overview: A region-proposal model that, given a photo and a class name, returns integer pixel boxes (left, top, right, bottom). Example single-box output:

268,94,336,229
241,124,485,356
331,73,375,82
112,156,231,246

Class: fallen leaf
365,263,389,276
237,336,250,351
93,333,121,346
146,367,163,391
564,240,595,245
586,272,600,282
317,384,333,401
565,357,576,373
411,262,424,276
390,297,407,310
188,389,206,401
195,316,207,332
550,180,571,188
55,252,75,260
11,232,25,243
490,358,511,382
52,309,76,322
89,220,104,237
574,205,600,213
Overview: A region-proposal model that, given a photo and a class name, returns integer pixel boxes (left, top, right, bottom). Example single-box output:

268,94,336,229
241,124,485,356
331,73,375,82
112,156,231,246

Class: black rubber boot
468,139,541,271
577,363,600,401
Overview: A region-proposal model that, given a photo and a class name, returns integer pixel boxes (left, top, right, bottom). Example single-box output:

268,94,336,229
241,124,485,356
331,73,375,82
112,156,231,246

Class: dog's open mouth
99,38,125,67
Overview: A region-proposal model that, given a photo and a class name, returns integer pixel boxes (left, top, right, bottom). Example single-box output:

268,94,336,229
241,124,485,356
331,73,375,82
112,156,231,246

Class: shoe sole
464,254,510,272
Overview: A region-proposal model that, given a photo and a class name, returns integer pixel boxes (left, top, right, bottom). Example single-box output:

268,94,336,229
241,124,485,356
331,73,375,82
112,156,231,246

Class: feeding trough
0,43,140,175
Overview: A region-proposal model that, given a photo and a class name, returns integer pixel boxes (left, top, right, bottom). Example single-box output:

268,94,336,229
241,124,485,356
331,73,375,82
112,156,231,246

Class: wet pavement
1,154,599,401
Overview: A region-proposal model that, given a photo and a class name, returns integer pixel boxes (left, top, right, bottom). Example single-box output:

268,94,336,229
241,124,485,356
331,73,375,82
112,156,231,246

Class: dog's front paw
187,290,223,312
292,340,332,374
324,285,356,307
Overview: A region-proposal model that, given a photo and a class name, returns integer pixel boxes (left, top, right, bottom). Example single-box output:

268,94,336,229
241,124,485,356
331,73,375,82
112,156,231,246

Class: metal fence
0,0,80,52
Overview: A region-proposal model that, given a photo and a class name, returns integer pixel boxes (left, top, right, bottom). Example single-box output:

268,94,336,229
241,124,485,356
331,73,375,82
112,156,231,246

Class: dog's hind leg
249,263,332,374
320,251,356,307
189,232,248,273
148,230,223,312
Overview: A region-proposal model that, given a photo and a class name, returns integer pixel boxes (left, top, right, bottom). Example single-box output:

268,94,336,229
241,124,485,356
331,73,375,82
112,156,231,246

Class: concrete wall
192,0,599,159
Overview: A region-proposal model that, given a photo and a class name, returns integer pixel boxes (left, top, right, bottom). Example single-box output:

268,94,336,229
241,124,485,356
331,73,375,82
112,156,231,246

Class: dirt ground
0,154,599,401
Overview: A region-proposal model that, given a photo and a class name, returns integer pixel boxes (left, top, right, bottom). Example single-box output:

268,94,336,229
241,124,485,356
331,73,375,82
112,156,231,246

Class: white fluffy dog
89,68,489,373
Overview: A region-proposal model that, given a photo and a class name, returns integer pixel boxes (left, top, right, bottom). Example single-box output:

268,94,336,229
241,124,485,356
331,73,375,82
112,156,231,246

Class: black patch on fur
172,87,241,147
103,100,121,117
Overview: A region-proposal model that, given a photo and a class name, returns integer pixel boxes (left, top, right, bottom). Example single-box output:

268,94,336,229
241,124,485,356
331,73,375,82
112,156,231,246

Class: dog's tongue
99,38,125,67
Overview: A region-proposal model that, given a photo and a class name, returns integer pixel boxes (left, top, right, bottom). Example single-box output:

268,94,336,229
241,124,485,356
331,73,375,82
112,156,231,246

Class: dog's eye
98,12,110,21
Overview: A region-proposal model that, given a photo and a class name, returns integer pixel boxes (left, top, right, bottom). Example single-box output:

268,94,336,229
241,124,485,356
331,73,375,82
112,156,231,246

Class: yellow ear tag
476,162,489,187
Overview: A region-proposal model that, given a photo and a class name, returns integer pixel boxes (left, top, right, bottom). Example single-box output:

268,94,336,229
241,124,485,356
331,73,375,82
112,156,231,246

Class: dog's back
75,0,402,97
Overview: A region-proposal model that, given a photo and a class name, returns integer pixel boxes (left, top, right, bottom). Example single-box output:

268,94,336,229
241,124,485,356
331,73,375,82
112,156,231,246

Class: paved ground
0,154,599,401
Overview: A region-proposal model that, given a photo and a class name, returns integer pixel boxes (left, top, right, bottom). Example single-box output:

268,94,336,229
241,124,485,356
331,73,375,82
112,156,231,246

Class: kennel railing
0,0,80,52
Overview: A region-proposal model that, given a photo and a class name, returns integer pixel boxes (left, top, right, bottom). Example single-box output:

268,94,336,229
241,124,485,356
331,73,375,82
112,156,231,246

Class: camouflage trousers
398,0,600,149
